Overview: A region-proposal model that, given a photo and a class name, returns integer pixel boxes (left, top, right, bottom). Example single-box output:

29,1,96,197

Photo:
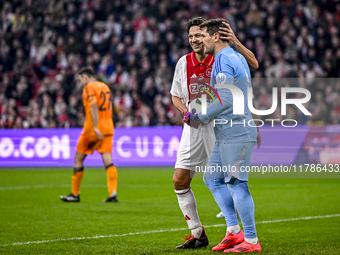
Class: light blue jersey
198,46,257,142
201,46,259,242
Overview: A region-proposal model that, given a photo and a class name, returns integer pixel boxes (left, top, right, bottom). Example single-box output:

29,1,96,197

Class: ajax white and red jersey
170,51,215,171
170,51,214,105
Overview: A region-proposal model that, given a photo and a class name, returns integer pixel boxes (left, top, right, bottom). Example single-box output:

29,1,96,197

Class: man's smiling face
188,25,204,54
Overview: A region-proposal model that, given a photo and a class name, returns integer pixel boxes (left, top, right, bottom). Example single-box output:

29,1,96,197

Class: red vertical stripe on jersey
186,51,214,101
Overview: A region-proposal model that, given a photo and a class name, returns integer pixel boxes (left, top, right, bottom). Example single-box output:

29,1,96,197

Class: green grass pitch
0,167,339,254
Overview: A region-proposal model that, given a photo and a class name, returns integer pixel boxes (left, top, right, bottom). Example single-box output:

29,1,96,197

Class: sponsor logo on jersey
189,83,210,95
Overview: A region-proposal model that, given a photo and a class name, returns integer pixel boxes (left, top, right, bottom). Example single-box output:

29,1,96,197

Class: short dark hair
186,17,206,34
78,67,95,77
200,18,229,42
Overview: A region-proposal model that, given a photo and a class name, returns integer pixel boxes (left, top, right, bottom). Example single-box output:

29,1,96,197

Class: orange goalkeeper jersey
82,81,114,136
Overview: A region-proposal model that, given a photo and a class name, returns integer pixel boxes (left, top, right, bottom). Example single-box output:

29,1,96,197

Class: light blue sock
227,179,257,239
204,177,239,227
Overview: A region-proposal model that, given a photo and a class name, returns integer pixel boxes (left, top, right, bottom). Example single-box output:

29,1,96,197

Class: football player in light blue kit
184,18,262,253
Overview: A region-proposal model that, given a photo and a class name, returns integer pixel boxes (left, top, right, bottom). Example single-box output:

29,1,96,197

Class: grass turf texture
0,167,339,255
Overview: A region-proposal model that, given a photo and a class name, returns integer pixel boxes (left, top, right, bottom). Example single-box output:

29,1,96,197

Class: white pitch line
1,214,339,247
0,184,105,190
0,184,68,190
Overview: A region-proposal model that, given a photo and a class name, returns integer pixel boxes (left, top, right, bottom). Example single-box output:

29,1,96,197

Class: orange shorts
76,134,113,155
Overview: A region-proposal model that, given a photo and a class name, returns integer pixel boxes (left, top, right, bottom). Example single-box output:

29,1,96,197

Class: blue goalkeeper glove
183,111,201,129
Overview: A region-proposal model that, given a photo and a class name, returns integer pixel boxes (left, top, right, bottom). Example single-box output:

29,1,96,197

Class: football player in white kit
171,17,260,249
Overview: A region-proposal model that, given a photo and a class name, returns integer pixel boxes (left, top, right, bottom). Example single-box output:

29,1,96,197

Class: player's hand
183,111,201,129
219,22,239,46
94,127,104,140
183,110,190,124
256,131,261,148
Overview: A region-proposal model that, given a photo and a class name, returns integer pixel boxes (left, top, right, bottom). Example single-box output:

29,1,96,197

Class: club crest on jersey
205,67,212,77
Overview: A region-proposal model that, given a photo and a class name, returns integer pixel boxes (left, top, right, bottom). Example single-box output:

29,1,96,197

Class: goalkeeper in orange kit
60,67,118,202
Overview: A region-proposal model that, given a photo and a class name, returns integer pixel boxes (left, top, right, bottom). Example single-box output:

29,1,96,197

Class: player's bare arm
172,95,187,115
90,103,104,140
219,22,259,70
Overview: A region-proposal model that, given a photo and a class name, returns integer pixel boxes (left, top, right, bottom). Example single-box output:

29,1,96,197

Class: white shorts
175,121,216,171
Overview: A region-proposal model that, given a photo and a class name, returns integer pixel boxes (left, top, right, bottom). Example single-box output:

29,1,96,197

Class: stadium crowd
1,0,340,129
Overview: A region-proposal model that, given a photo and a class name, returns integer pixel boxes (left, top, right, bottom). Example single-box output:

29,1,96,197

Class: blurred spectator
54,96,67,117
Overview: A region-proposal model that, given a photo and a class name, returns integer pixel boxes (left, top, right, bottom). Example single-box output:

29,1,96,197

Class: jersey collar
190,51,214,67
215,46,231,59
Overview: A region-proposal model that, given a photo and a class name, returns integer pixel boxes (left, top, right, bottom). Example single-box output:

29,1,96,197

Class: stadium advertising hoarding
0,126,340,167
0,127,181,167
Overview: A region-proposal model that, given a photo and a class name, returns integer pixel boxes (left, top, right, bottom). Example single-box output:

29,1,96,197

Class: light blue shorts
203,141,255,182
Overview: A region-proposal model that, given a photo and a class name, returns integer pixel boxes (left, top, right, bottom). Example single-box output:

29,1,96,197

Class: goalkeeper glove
183,111,201,129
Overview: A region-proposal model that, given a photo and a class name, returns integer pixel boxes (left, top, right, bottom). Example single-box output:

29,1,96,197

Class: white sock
110,190,117,197
175,188,202,238
245,237,258,245
227,224,241,235
191,226,203,238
